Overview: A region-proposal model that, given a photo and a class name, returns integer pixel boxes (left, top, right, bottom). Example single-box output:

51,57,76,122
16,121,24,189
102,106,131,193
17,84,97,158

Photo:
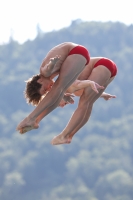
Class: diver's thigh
87,65,112,86
56,54,87,87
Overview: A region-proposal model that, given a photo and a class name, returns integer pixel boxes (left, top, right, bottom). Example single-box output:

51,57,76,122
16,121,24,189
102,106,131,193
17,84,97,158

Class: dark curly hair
24,74,45,106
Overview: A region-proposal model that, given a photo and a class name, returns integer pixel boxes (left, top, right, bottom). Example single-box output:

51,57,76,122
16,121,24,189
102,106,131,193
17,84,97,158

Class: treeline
0,20,133,200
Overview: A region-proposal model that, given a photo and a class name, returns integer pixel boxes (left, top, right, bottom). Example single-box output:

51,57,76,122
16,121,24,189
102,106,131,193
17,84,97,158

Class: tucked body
16,42,91,133
16,50,117,146
51,56,117,145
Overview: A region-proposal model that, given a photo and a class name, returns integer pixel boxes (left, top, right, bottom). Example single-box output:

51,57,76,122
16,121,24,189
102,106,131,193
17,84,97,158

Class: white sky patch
0,0,133,44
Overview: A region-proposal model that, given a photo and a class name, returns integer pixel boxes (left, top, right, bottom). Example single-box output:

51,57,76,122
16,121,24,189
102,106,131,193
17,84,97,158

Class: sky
0,0,133,44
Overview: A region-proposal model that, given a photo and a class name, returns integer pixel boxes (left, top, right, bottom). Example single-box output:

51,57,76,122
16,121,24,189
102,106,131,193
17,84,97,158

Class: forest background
0,20,133,200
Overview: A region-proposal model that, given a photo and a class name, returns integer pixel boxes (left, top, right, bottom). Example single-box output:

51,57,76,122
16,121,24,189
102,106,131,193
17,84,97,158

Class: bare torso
40,42,79,74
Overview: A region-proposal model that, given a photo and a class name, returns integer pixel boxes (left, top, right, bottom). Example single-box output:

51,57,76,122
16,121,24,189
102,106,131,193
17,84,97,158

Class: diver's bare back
40,42,78,72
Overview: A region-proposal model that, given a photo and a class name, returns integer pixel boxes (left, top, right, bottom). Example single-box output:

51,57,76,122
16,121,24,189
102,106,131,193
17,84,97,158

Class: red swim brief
94,58,117,77
68,45,90,65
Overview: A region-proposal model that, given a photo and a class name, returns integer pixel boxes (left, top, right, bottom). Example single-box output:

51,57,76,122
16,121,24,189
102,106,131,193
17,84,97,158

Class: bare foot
16,117,39,134
19,126,35,134
51,134,72,145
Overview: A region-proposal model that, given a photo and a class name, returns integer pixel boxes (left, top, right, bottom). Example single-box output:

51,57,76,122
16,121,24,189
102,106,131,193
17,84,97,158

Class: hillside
0,20,133,200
